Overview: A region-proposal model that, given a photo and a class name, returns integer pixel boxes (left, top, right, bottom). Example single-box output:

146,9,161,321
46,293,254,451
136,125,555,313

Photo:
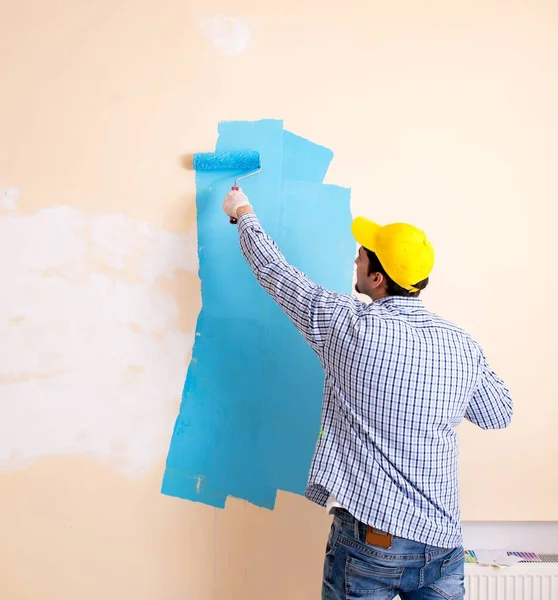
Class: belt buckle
366,526,392,549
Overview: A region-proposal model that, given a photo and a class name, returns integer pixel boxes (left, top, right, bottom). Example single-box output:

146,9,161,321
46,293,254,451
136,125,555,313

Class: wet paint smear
161,119,354,509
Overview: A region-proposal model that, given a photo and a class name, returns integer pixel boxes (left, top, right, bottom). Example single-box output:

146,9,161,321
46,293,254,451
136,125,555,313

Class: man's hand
223,188,252,218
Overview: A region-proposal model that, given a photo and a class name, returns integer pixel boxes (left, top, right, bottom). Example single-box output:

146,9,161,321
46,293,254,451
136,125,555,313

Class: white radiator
465,562,558,599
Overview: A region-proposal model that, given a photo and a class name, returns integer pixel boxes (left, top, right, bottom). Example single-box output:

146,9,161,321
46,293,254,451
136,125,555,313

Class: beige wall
1,0,557,598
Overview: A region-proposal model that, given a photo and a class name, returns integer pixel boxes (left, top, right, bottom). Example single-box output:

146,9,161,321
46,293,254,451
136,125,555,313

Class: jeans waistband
332,508,393,539
332,508,460,558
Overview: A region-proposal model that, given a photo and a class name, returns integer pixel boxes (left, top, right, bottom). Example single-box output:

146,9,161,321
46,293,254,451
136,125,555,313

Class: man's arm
465,350,513,429
227,198,349,354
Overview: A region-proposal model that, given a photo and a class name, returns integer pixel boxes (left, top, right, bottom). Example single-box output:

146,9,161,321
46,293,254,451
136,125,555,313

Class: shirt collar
372,296,425,312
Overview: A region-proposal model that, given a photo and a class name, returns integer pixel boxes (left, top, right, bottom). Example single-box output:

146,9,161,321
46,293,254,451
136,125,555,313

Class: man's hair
365,249,429,298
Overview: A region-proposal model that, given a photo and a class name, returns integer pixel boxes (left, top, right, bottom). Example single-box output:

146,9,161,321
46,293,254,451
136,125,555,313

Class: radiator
465,559,558,600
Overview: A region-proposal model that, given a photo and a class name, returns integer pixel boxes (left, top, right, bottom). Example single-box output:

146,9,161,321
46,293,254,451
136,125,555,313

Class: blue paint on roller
161,119,354,509
193,150,261,172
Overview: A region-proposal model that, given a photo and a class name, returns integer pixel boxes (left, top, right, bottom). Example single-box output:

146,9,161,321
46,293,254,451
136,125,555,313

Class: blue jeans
322,509,465,600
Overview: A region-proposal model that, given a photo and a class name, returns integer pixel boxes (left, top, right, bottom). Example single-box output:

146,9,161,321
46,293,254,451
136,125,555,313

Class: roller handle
229,185,239,224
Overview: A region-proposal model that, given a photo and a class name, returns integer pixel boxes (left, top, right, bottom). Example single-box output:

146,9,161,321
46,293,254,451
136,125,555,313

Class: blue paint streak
162,119,354,509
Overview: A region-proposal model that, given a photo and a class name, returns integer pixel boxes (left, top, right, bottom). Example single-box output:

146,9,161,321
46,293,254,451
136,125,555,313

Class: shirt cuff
237,211,260,234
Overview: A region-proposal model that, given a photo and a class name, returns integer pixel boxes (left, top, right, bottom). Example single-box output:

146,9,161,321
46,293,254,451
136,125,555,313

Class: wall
1,0,557,599
462,522,558,555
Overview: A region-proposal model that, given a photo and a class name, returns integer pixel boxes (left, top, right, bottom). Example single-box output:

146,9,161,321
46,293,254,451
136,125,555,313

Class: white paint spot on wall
0,188,20,212
0,192,198,478
199,14,251,56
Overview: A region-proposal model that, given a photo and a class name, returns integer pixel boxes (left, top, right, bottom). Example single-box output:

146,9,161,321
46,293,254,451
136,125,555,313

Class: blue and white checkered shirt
238,213,513,548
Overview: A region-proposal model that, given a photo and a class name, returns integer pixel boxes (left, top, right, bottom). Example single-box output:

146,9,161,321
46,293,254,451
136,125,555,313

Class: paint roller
193,150,261,224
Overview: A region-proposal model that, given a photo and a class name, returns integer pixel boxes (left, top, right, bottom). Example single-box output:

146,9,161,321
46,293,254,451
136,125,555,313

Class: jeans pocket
441,546,465,578
345,555,403,599
429,547,465,600
325,520,340,556
323,521,340,586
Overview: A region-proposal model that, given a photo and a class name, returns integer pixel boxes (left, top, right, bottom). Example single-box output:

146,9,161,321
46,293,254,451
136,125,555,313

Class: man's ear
369,272,385,290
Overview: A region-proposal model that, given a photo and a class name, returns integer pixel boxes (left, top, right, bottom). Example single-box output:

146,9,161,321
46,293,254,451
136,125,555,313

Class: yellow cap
351,217,435,292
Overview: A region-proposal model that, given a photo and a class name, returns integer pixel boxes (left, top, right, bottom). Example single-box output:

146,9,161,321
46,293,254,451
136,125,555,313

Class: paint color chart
161,119,354,509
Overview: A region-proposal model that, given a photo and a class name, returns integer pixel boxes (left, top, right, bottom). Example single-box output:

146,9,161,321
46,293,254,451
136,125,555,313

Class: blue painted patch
161,119,354,509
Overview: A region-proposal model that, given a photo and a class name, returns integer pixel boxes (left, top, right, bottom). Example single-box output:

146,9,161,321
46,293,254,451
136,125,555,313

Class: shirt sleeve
465,350,513,429
237,212,349,354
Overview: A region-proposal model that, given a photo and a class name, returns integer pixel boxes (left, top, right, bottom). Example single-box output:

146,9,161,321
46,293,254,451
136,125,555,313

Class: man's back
305,295,512,548
226,195,513,597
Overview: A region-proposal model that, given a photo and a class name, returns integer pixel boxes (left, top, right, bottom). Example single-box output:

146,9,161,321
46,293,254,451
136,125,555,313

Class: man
222,189,512,600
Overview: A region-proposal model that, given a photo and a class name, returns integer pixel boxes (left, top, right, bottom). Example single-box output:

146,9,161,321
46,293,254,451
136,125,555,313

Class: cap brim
351,217,382,252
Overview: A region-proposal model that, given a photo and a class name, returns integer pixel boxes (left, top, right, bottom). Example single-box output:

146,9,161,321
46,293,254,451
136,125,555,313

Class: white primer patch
0,192,198,478
0,188,19,212
199,14,251,56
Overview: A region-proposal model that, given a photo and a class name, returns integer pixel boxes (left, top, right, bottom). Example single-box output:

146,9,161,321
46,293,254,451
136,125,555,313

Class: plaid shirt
238,213,512,548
